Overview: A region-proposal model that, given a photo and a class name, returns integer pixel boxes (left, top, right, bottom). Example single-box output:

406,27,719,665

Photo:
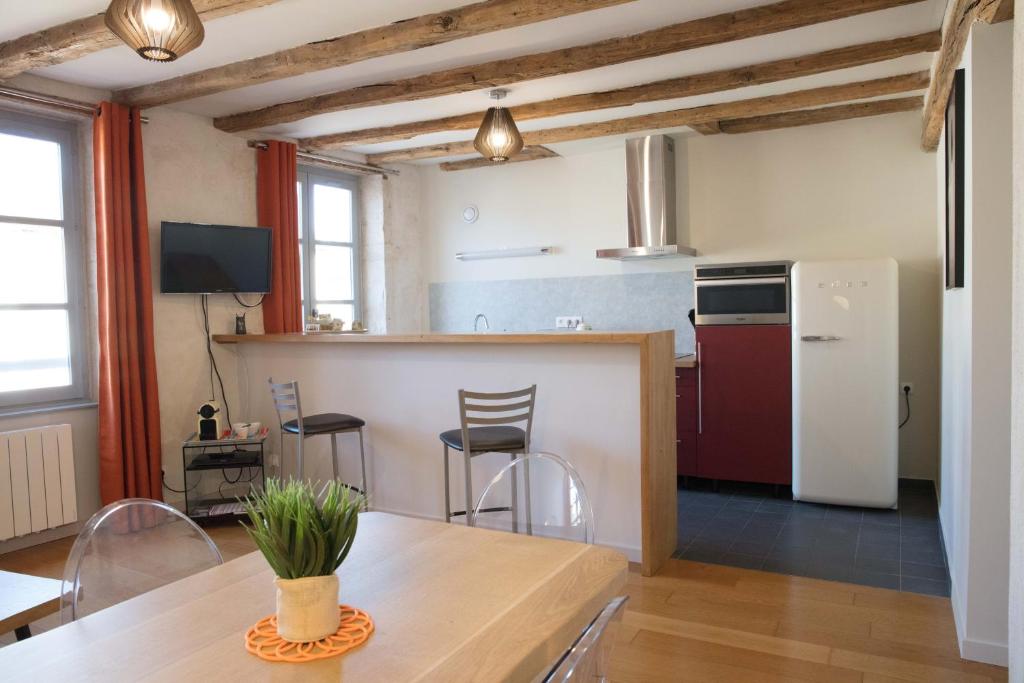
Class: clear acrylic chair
473,452,595,544
543,596,629,682
60,498,223,623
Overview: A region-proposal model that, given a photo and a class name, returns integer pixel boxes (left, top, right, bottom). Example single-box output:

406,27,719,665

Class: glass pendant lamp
473,89,524,162
105,0,205,62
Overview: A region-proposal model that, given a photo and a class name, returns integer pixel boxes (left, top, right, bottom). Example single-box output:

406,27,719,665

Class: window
296,167,360,324
0,111,87,409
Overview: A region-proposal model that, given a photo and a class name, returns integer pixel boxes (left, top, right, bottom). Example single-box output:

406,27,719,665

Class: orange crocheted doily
245,605,374,663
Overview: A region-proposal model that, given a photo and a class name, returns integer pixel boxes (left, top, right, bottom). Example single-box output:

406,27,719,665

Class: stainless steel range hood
596,135,697,260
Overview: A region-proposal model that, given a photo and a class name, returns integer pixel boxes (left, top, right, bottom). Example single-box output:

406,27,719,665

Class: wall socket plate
900,382,914,395
556,316,583,329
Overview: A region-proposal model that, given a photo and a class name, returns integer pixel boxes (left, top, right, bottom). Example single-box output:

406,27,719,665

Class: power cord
201,294,232,428
162,469,199,494
233,292,265,308
898,385,911,429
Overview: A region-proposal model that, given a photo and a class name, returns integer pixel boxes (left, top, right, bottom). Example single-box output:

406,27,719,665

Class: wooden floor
0,524,1009,681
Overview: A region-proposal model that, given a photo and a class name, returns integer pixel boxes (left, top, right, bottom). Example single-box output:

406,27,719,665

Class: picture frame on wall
945,68,965,290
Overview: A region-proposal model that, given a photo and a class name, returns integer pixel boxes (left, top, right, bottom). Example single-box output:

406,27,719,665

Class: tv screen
160,222,272,294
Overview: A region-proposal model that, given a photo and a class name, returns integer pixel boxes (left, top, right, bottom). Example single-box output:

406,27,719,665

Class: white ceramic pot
275,574,340,643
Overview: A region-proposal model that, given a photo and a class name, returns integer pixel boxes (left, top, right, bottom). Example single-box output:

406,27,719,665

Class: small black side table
180,431,267,522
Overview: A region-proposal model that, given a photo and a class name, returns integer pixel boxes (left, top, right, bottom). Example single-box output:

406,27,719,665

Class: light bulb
143,7,173,31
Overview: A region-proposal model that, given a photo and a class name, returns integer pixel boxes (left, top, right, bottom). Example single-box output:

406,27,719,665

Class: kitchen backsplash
429,271,695,355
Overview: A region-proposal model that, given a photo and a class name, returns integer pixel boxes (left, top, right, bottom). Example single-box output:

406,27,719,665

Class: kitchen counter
215,330,676,576
674,354,698,369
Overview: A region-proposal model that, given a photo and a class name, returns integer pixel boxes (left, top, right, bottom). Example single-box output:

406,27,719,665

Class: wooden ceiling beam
300,31,939,150
978,0,1014,23
718,95,923,134
215,0,926,133
115,0,631,108
689,122,723,135
921,0,976,151
0,0,281,81
366,71,929,164
439,146,560,171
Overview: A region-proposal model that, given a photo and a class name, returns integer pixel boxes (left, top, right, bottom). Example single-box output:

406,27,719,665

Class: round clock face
462,205,479,224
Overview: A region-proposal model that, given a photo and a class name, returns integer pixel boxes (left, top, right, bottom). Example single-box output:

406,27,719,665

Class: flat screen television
160,222,273,294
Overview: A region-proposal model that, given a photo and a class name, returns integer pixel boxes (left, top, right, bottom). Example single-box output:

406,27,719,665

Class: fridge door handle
696,342,703,434
800,335,842,342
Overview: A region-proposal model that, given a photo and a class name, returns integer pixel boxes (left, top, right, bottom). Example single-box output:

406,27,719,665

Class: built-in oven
693,261,792,325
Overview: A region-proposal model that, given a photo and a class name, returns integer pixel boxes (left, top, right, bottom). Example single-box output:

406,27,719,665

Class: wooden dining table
0,512,627,681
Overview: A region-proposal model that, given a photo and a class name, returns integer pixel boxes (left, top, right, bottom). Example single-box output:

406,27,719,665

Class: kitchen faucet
474,313,490,333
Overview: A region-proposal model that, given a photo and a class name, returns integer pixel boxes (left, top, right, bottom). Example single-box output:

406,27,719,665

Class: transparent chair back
60,498,223,623
473,452,595,544
544,596,629,682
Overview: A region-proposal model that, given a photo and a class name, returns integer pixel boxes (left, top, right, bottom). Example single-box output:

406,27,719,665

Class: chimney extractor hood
596,135,697,260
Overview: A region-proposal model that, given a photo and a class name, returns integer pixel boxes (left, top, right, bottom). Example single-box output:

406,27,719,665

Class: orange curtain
257,141,302,333
94,102,163,504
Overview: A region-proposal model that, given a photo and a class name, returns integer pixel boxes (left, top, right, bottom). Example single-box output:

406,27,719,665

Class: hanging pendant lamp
105,0,205,62
473,89,524,162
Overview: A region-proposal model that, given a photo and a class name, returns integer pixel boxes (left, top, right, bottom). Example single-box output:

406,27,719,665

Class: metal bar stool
439,385,536,528
268,378,368,495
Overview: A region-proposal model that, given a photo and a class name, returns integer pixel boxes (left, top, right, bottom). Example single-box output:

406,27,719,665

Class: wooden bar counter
214,331,676,576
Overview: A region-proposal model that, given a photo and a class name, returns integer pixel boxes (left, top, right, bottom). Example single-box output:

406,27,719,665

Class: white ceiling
2,0,946,161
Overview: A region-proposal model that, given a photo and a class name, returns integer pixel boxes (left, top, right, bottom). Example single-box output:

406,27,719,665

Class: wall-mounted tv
160,222,273,294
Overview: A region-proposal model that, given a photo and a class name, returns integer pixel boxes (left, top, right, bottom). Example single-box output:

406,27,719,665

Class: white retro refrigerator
791,258,898,508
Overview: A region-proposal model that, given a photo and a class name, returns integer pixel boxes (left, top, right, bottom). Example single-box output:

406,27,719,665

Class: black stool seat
284,412,365,435
440,426,526,452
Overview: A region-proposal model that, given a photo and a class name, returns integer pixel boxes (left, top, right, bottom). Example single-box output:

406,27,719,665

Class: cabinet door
676,368,698,476
695,325,792,485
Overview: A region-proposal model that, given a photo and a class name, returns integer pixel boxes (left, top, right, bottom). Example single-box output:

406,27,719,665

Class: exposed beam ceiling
0,0,282,81
440,146,559,171
718,95,923,133
300,31,939,150
115,0,631,108
214,0,927,133
366,71,929,163
921,0,974,151
978,0,1014,23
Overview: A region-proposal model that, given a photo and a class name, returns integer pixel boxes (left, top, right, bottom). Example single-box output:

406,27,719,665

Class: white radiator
0,424,77,540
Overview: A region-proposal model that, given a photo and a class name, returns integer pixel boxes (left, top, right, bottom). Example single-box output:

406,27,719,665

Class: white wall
1010,7,1024,679
421,112,940,479
938,22,1013,667
140,108,263,508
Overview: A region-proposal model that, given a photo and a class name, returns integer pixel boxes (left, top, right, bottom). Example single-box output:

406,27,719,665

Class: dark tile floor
675,478,950,597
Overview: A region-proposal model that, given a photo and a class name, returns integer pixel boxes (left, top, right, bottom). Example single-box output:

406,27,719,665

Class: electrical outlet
556,316,583,329
900,382,914,395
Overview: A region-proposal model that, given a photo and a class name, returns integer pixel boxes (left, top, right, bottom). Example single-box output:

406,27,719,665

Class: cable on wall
898,386,911,429
202,294,232,428
233,292,265,308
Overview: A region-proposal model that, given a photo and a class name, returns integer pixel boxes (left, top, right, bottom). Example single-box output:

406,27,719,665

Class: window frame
296,165,361,323
0,109,88,410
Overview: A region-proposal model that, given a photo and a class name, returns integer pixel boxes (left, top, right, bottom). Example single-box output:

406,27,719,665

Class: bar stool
268,378,368,495
439,385,536,527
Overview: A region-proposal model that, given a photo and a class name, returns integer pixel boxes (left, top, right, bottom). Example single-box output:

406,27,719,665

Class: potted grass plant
241,479,365,643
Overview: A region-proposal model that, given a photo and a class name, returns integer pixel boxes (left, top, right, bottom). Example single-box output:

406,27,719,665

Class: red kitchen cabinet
695,325,792,485
676,367,698,477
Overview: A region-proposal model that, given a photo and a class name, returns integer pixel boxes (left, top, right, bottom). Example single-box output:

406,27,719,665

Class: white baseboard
960,637,1009,667
0,521,82,556
369,504,642,563
949,565,1010,667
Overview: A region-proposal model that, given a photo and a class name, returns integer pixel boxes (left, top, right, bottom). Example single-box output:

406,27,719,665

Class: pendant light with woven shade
105,0,205,62
473,89,524,162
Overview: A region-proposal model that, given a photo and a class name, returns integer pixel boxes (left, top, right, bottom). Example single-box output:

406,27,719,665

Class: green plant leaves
240,478,366,579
